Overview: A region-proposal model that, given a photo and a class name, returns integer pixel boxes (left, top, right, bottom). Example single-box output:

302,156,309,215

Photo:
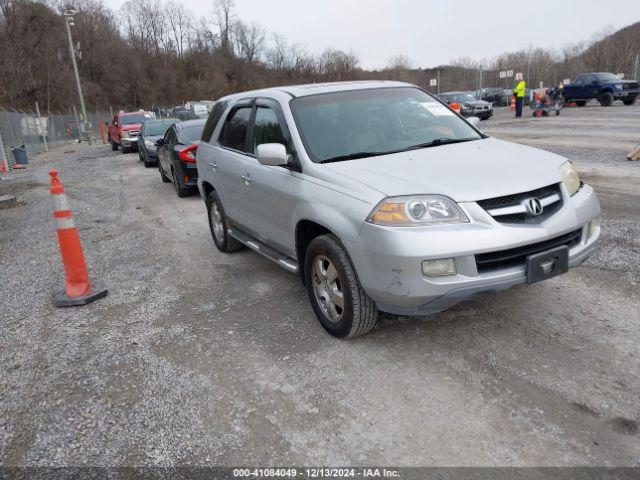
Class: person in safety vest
513,79,526,117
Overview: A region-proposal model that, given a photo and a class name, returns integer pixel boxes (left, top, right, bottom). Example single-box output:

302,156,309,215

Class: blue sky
104,0,639,69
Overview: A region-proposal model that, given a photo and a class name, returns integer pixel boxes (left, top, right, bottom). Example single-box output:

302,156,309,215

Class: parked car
562,72,639,106
156,118,206,197
196,81,601,338
137,118,179,167
474,87,507,106
438,91,493,119
108,111,154,153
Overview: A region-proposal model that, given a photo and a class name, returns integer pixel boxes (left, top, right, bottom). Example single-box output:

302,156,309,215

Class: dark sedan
138,118,179,167
156,119,206,197
474,87,508,106
438,91,493,120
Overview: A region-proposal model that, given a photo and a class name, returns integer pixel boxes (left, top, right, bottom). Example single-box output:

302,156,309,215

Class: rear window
182,123,206,142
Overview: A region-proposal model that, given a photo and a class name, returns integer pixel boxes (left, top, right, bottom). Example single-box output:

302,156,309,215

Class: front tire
304,234,378,339
598,91,614,106
206,190,243,253
623,97,637,106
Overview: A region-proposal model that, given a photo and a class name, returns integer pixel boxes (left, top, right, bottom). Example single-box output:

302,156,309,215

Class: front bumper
121,137,139,149
613,90,639,99
348,184,601,315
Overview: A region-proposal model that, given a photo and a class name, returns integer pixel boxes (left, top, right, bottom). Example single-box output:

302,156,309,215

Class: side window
252,107,286,153
219,107,251,152
202,100,228,143
164,127,175,145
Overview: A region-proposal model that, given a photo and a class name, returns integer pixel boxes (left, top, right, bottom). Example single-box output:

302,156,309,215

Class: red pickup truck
108,111,154,153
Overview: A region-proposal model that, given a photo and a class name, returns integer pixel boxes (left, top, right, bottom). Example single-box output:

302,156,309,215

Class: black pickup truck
562,72,638,106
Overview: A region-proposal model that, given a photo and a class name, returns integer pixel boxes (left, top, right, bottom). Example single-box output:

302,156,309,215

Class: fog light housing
422,258,456,277
588,217,600,238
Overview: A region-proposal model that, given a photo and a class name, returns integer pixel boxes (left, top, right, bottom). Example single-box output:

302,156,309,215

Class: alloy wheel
311,255,344,322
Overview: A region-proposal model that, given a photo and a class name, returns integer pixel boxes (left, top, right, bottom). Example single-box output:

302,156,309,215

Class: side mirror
155,139,164,146
467,116,481,129
256,143,288,166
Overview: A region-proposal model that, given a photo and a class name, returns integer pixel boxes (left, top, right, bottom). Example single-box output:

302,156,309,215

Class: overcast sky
104,0,639,69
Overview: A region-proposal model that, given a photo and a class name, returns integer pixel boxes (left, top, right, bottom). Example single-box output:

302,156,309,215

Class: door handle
241,174,252,185
209,161,217,171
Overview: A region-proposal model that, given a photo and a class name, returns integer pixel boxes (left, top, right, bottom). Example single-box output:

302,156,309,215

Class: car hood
322,137,567,202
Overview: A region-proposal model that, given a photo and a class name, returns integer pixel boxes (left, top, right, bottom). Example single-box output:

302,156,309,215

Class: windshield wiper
319,137,478,163
319,151,389,164
402,137,477,151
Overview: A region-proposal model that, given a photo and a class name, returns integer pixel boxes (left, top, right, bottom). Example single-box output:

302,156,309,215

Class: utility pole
634,54,640,82
64,8,91,145
436,69,440,94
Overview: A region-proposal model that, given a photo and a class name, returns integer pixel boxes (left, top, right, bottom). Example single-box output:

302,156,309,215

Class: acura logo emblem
524,197,544,216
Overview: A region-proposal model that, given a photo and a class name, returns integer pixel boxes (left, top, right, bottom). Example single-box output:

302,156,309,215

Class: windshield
120,113,151,125
290,87,481,163
143,119,177,136
449,93,477,103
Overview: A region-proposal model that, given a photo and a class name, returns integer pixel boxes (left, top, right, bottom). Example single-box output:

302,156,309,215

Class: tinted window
202,101,228,143
595,73,620,82
291,87,481,163
219,107,251,152
164,127,176,144
144,120,176,136
252,107,286,153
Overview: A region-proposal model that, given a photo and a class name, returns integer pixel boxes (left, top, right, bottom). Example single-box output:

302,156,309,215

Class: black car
474,87,508,106
438,91,493,120
156,119,206,197
138,118,179,167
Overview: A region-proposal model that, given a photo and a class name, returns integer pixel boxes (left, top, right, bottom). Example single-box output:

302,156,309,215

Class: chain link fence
0,109,111,167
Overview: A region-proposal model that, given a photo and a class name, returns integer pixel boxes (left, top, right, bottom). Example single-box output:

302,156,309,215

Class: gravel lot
1,103,639,467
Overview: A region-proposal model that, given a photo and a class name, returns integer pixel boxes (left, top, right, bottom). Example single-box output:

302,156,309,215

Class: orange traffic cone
510,96,516,110
0,157,6,175
449,102,461,114
50,169,108,306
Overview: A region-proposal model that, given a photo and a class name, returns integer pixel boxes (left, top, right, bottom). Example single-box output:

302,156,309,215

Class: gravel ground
0,103,639,467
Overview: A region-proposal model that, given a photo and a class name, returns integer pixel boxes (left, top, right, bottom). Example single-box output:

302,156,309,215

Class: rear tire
623,97,637,106
159,162,170,183
121,145,129,154
172,166,190,198
598,91,613,106
576,101,587,107
206,190,243,253
304,234,378,339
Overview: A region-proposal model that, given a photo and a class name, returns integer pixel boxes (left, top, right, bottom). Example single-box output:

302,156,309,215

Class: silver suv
197,81,601,338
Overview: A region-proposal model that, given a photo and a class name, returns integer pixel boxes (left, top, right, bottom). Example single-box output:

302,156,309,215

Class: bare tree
213,0,234,54
234,21,264,63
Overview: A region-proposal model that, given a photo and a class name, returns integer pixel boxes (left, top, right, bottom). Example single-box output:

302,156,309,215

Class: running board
228,228,299,273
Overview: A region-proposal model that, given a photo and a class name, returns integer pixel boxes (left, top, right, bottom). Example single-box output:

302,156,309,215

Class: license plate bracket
526,246,569,284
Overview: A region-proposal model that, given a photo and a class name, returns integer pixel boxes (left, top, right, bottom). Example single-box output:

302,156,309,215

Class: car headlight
560,161,581,196
144,140,155,148
615,84,623,89
368,195,469,227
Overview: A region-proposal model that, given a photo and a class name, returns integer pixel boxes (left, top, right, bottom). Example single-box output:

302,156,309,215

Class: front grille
477,183,562,224
623,82,638,90
476,228,582,273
